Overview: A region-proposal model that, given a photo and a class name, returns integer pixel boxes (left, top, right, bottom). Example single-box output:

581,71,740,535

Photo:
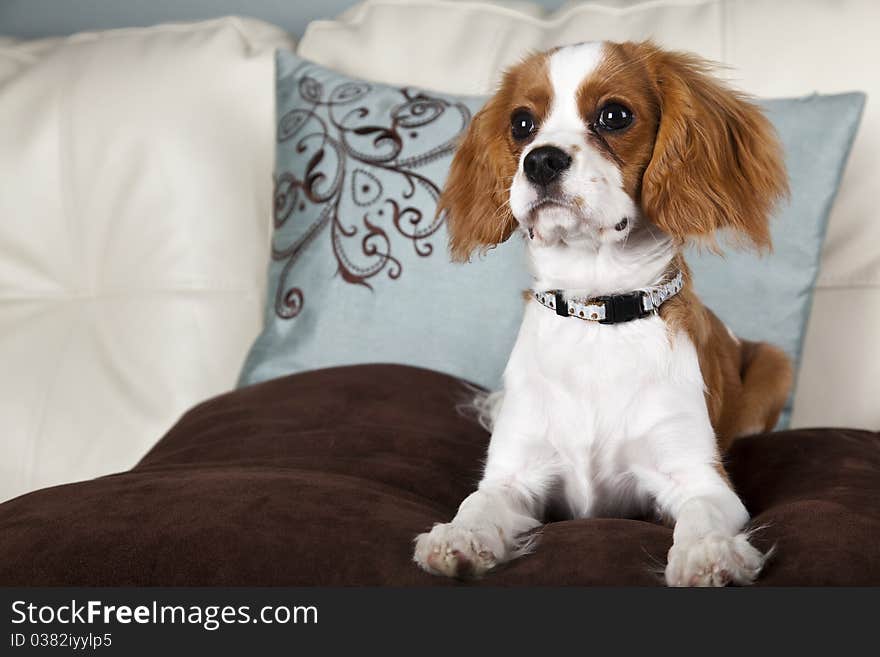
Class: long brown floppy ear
638,43,789,250
439,79,519,262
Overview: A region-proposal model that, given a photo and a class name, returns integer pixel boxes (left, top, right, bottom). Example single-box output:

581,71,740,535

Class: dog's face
507,42,656,248
441,41,788,260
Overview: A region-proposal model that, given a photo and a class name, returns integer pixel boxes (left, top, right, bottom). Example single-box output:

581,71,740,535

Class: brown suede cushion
1,364,878,586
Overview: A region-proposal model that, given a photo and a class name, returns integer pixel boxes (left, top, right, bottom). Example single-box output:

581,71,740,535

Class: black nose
524,145,572,186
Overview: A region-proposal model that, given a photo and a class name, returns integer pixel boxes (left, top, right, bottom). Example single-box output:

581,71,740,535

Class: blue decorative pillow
239,51,527,390
239,51,864,429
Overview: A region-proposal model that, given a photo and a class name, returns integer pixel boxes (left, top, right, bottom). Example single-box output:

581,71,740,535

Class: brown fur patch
576,43,660,200
660,257,793,453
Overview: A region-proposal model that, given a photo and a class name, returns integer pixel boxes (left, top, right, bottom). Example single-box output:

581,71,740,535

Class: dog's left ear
637,43,789,250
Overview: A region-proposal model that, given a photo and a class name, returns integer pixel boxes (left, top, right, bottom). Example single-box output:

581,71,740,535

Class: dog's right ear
440,78,519,262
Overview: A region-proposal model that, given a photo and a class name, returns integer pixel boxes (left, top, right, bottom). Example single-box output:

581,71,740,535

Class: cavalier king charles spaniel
413,41,793,586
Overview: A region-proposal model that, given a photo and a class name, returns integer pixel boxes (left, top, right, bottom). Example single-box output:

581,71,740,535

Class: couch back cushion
0,18,293,502
298,0,880,430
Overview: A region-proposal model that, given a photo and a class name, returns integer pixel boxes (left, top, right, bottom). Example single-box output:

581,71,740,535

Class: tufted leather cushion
0,18,294,502
1,364,877,586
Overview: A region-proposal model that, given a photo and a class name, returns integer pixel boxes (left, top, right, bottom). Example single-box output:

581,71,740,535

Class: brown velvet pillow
0,365,878,585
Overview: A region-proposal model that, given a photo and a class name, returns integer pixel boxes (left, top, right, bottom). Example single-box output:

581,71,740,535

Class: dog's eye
597,103,633,131
510,109,536,141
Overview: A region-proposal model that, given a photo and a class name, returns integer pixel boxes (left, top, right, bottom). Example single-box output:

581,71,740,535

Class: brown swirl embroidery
272,67,472,319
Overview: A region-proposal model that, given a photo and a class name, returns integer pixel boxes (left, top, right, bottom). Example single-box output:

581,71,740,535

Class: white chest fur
492,301,714,519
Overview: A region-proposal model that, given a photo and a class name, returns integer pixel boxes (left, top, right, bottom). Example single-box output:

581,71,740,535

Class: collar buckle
596,292,647,325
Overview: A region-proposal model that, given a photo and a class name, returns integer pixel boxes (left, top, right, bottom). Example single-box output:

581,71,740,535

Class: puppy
413,41,792,586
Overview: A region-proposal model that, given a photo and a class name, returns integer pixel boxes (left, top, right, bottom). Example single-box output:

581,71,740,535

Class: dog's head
441,41,788,261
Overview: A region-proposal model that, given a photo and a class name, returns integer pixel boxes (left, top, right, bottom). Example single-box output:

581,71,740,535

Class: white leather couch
1,1,876,503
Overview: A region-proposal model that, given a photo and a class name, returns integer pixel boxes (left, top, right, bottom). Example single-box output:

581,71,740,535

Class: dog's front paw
413,523,501,578
665,532,766,587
